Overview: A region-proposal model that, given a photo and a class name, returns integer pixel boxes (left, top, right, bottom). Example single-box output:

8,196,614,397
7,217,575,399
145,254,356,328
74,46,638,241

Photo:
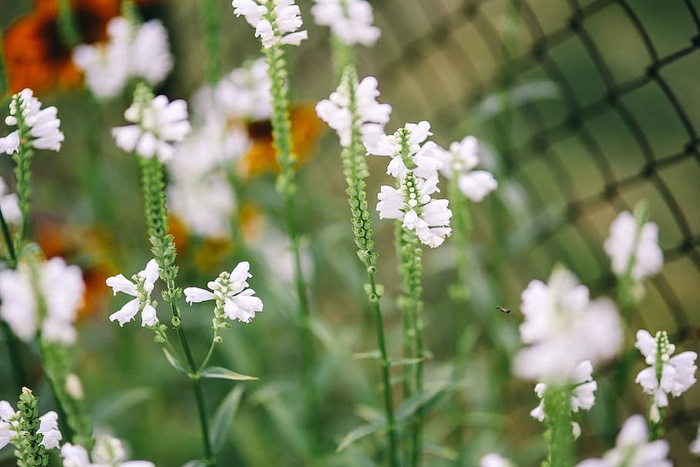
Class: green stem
138,154,213,464
1,320,27,390
263,43,317,447
202,0,222,83
544,386,575,467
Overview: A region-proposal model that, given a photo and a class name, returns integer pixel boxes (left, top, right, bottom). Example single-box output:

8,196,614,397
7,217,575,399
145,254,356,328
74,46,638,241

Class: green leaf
210,385,244,453
389,357,422,367
396,383,456,422
91,387,153,424
200,366,258,381
336,420,386,453
162,347,188,375
353,349,380,360
423,442,459,461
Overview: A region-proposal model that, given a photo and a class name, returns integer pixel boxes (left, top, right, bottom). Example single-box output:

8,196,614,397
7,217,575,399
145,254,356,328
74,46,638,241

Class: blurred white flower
38,411,61,449
604,210,662,281
62,433,154,467
634,329,697,411
576,415,671,467
0,176,21,224
480,453,514,467
1,89,64,154
690,424,700,456
0,258,84,345
530,360,597,427
514,267,623,383
184,261,263,323
316,74,391,148
0,400,17,449
0,402,61,451
311,0,380,46
232,0,308,48
112,91,191,162
106,259,160,327
73,17,173,99
435,136,498,202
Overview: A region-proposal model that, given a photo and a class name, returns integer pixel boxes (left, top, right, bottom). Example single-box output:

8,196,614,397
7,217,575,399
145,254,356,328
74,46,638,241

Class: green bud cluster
542,385,575,467
14,388,49,467
9,92,35,242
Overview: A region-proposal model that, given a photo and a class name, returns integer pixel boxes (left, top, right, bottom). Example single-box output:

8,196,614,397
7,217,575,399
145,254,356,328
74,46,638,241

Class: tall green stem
263,43,317,445
339,66,399,466
202,0,222,84
544,386,575,467
139,155,213,465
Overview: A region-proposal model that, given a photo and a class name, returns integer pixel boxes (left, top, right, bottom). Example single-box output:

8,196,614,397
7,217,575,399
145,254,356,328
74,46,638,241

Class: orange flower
2,0,119,94
240,103,325,178
2,0,161,95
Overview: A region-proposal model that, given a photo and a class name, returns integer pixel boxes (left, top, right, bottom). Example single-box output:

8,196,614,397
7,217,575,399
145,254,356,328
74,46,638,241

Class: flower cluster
0,88,64,155
0,257,85,345
530,360,597,437
311,0,380,46
316,74,391,148
61,433,155,467
111,85,191,162
184,261,263,323
106,259,160,327
73,16,173,99
0,396,62,453
576,415,671,467
369,121,452,248
434,136,498,202
634,329,697,419
514,267,622,382
232,0,308,48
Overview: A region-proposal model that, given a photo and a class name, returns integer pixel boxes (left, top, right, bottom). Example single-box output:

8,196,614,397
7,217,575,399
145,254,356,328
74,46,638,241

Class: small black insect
496,306,512,314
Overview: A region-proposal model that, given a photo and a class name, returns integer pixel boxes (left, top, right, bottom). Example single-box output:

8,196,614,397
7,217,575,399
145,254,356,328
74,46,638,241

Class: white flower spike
0,89,64,154
184,261,263,323
112,86,191,163
605,209,663,282
435,136,498,202
311,0,380,46
634,329,697,412
232,0,308,48
514,267,623,383
576,415,671,467
106,259,160,327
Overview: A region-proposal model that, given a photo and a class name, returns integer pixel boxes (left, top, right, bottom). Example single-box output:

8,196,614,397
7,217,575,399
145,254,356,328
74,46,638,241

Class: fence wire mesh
325,0,700,460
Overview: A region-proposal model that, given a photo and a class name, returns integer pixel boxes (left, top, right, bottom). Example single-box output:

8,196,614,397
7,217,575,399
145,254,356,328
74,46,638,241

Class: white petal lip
141,303,158,327
109,298,140,326
106,274,137,296
230,261,252,283
184,287,215,304
141,259,160,286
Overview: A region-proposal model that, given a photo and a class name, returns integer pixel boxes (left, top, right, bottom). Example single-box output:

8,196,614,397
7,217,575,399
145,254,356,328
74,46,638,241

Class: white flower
62,433,154,467
604,210,663,281
367,121,435,178
316,74,391,148
73,17,131,99
73,17,172,99
1,89,64,154
690,424,700,456
0,401,61,451
0,258,84,345
634,329,697,409
184,261,263,323
106,259,160,327
0,176,21,224
514,267,623,383
38,411,62,449
576,415,671,467
480,453,515,467
434,136,498,202
232,0,308,48
530,361,598,424
112,90,191,162
311,0,380,46
0,400,17,449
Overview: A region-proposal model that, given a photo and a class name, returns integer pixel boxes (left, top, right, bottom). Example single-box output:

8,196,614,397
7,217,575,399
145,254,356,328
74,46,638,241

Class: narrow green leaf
389,357,422,367
396,383,455,421
162,348,188,375
353,349,380,360
200,366,258,381
92,387,153,424
210,385,244,453
423,442,459,461
336,421,386,453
